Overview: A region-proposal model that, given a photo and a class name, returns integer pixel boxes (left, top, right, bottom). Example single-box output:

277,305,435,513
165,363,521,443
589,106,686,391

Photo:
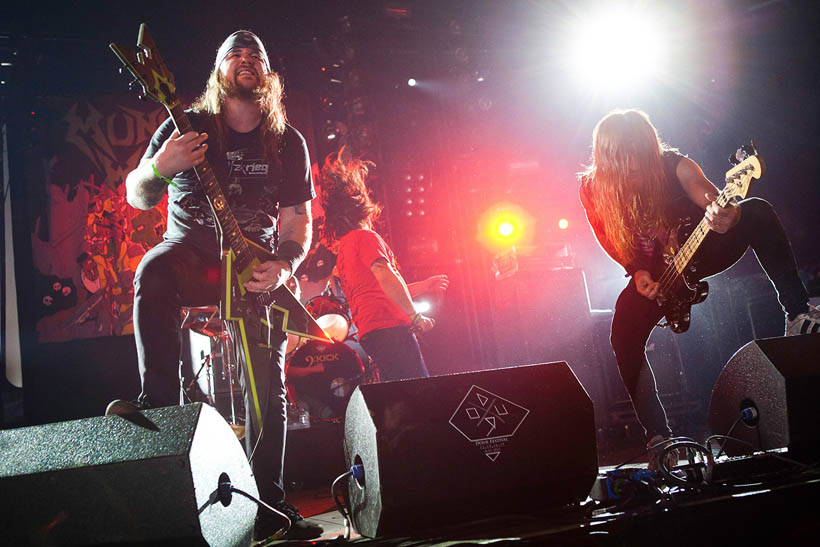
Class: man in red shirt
319,153,448,381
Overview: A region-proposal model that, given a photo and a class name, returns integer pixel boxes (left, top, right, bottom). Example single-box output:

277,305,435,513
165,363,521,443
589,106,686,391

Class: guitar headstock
724,144,765,201
110,24,178,108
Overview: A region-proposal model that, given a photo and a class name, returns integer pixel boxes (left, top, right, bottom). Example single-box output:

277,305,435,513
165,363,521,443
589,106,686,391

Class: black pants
133,240,288,503
610,198,808,440
360,326,430,382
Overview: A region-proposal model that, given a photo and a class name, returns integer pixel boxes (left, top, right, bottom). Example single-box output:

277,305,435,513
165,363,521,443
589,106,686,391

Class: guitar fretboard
168,103,253,272
670,163,755,274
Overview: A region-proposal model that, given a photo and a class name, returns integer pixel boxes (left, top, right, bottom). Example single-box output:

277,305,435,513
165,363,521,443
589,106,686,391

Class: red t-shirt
336,229,410,338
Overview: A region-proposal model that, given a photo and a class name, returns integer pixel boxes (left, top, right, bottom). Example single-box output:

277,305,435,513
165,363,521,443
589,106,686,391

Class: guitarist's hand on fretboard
704,192,741,234
154,129,209,176
244,259,292,293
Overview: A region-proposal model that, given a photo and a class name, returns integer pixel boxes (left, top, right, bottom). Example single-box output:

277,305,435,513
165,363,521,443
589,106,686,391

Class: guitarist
579,109,819,468
116,30,321,540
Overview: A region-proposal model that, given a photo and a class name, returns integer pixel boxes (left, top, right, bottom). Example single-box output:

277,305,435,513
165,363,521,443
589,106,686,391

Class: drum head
306,295,350,342
316,313,349,342
285,340,364,421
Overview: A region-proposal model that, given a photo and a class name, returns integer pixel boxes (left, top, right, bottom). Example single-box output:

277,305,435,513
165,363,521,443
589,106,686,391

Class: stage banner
28,96,166,343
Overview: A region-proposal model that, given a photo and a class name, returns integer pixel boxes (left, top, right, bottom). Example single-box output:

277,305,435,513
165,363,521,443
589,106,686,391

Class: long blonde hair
581,109,672,265
191,68,287,163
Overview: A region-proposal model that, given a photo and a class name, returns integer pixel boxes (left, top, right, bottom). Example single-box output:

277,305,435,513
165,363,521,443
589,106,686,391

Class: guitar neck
671,188,733,274
167,103,253,270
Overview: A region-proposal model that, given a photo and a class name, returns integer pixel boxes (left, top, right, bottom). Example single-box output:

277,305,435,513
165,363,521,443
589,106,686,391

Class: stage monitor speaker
344,362,598,538
708,334,820,460
0,403,257,546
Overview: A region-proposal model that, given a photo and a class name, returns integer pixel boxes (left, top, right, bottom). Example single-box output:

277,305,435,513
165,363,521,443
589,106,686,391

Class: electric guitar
655,144,765,333
111,24,330,424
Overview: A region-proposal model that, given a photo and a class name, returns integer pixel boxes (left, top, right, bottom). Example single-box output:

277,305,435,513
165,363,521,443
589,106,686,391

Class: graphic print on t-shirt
225,147,277,240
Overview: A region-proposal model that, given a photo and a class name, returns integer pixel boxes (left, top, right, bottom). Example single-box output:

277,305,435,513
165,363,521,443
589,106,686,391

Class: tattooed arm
244,200,312,293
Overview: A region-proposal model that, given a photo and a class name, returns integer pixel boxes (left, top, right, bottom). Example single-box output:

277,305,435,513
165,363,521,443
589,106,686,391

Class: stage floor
269,452,820,546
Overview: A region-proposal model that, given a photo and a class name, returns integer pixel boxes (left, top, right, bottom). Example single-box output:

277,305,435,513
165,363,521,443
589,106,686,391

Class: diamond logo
449,385,530,461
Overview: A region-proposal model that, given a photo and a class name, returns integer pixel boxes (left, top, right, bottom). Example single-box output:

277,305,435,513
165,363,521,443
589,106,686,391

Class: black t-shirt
143,111,315,255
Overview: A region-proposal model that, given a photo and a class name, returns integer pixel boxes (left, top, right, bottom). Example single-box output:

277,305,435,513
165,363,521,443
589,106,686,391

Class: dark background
3,1,819,442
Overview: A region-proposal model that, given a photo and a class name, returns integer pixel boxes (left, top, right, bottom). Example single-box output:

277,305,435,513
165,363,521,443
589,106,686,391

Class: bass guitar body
655,218,709,334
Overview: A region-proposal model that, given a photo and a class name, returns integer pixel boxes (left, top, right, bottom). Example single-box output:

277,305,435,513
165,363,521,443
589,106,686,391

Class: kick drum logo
449,385,529,461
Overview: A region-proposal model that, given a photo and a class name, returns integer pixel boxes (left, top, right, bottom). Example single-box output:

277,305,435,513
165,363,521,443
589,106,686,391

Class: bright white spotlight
413,300,431,314
566,6,664,92
407,78,417,87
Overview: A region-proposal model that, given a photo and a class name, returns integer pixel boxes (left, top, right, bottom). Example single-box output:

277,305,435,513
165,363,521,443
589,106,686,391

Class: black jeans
133,240,288,503
610,198,808,440
360,326,430,382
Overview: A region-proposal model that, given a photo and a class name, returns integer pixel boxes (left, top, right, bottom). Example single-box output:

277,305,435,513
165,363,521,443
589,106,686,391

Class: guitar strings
655,167,748,295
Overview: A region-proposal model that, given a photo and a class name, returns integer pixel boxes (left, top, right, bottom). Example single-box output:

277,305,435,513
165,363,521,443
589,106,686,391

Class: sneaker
254,500,323,542
786,305,820,336
105,399,144,416
646,435,679,472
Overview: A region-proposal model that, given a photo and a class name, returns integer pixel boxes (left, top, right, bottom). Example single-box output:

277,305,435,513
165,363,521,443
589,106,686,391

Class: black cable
331,470,354,539
614,436,697,470
715,415,743,459
197,474,291,539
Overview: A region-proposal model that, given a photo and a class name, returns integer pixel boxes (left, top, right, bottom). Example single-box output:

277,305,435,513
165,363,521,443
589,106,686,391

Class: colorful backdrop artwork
30,97,167,343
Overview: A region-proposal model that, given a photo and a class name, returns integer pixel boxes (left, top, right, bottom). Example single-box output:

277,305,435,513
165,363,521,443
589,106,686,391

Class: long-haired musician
318,151,449,382
579,109,818,466
111,30,320,541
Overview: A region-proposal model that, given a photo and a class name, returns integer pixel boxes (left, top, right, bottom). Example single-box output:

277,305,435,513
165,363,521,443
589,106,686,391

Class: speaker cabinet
708,334,820,459
0,403,257,545
344,362,597,538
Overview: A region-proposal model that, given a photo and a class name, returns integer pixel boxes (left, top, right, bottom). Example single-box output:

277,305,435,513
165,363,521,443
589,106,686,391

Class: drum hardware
285,340,365,423
180,305,244,438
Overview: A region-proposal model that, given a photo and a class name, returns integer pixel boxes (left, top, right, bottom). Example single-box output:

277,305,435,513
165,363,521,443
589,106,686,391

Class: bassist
119,30,321,541
579,109,818,467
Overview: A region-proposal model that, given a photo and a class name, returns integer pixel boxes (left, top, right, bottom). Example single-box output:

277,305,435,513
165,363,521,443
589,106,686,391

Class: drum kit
284,293,380,426
179,281,379,433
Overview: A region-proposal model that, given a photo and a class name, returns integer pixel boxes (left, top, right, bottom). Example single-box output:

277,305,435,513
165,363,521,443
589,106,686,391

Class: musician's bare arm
244,200,312,293
677,156,740,233
407,275,450,298
371,259,435,332
278,200,312,271
126,129,208,210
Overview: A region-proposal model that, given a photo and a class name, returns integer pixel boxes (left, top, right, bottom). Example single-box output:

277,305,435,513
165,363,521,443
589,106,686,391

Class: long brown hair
318,149,381,249
190,69,287,163
580,109,673,265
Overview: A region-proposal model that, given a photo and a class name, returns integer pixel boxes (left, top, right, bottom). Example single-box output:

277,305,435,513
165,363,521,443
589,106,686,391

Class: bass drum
285,340,364,421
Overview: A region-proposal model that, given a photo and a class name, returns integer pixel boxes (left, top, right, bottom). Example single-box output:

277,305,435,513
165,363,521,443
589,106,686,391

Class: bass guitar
110,24,330,425
656,144,765,333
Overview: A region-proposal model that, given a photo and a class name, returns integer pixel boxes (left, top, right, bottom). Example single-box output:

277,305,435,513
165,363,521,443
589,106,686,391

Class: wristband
151,161,179,188
276,239,306,275
410,312,422,325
